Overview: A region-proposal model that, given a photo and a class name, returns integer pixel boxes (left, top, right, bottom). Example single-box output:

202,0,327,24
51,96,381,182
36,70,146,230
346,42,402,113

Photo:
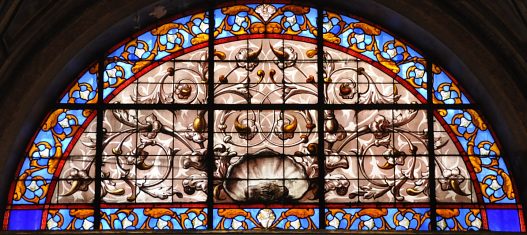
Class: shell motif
223,149,309,202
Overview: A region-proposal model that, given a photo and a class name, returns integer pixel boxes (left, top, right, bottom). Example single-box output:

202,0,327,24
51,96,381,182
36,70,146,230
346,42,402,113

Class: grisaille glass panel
98,109,208,203
324,109,430,203
322,49,422,105
214,39,318,104
111,48,209,105
213,109,317,203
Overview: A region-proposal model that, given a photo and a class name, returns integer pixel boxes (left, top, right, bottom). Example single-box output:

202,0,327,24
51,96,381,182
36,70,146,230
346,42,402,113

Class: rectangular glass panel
325,207,430,230
214,39,318,104
213,208,319,229
100,109,207,203
47,209,94,230
100,207,207,230
214,110,317,203
435,208,482,231
110,60,208,104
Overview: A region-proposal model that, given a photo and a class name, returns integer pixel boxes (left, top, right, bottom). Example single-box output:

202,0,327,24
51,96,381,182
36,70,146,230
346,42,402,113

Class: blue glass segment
487,209,521,232
8,210,42,230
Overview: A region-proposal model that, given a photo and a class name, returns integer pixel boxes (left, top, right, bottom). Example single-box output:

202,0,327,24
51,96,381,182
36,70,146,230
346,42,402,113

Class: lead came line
93,59,104,230
427,60,438,231
206,3,215,230
316,5,326,230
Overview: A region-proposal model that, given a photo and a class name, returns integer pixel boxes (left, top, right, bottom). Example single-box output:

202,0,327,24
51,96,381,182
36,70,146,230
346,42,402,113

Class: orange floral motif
282,209,314,219
143,208,175,218
436,209,459,219
70,209,94,219
217,209,250,218
357,208,388,218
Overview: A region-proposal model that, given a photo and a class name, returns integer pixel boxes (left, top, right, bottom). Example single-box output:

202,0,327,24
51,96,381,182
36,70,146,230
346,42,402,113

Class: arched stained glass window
2,2,525,232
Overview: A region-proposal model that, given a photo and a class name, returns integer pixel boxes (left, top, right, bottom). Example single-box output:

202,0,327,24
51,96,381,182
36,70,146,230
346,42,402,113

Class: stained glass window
2,3,524,232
